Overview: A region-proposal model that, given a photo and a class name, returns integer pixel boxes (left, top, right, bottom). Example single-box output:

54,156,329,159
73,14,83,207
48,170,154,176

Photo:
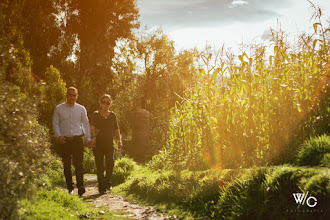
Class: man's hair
67,86,78,95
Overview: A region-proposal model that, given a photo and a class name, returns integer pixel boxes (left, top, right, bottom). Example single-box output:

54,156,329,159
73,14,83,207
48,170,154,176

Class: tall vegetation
113,29,199,159
151,8,330,170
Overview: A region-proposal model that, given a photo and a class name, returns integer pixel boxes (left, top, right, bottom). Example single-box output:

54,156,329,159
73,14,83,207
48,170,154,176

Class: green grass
19,187,127,220
111,158,330,220
295,134,330,167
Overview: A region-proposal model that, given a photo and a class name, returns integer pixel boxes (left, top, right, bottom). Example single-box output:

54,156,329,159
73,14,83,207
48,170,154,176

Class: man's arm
81,107,91,142
53,106,66,144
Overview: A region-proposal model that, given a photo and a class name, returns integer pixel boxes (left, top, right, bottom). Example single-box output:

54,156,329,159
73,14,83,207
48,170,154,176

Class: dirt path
76,176,169,220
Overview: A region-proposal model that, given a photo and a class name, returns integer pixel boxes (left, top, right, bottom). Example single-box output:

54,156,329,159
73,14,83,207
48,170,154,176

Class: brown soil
70,175,169,220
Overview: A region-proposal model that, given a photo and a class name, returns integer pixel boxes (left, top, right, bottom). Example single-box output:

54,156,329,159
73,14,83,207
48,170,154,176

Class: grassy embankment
112,135,330,219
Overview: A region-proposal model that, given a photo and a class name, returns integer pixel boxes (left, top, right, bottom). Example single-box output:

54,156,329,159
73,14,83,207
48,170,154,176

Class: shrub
39,154,65,187
83,148,97,174
38,66,66,129
112,156,137,186
0,81,51,219
214,166,329,219
295,135,330,167
321,153,330,167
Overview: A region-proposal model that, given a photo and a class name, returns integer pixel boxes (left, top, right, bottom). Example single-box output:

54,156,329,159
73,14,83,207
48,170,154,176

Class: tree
60,0,139,110
20,0,67,79
0,0,31,75
112,29,199,159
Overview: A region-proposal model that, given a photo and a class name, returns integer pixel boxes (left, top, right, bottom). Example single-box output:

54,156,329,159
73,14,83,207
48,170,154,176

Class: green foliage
321,153,330,167
20,0,65,79
20,187,124,220
40,154,65,187
0,81,51,219
115,165,329,219
58,0,139,112
38,66,66,129
152,16,330,170
83,148,97,174
214,166,329,219
112,156,138,186
295,135,330,167
113,30,199,160
0,0,32,76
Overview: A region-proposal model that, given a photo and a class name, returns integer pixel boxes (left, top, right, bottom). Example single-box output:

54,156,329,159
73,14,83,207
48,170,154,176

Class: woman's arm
115,129,122,150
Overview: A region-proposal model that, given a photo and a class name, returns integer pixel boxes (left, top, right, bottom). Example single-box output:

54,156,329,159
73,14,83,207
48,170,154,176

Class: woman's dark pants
94,145,114,192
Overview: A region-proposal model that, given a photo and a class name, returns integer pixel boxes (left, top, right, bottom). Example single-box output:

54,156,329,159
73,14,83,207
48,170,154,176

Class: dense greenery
295,134,330,167
112,30,199,159
0,81,50,219
114,156,330,219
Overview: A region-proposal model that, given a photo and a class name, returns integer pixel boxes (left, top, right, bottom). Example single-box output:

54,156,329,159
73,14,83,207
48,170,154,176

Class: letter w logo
293,191,309,205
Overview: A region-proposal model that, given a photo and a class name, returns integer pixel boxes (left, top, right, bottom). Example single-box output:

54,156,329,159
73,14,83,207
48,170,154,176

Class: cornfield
152,17,330,170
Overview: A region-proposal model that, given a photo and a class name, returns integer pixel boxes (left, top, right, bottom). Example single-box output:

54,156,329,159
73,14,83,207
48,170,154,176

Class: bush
40,154,65,187
112,156,138,186
0,81,51,219
214,166,329,219
83,148,97,174
38,66,66,129
295,135,330,167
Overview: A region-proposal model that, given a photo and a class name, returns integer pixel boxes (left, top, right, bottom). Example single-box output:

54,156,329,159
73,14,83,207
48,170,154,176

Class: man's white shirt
53,102,91,141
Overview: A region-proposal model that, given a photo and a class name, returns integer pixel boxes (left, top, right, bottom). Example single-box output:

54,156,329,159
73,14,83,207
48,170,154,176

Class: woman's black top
90,111,119,148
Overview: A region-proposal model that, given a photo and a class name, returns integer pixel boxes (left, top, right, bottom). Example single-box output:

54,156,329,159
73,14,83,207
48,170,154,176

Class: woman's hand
88,137,96,148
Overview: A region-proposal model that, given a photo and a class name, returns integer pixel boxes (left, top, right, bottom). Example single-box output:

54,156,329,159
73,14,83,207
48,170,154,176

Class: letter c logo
306,196,317,208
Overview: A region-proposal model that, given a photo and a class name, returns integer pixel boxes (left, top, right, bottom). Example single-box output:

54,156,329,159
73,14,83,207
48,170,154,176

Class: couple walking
53,86,122,196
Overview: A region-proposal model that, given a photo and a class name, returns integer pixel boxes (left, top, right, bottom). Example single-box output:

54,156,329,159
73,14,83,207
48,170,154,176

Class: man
53,86,91,196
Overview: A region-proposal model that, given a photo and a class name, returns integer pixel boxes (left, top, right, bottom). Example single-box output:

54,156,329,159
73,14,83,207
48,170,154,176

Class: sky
137,0,330,51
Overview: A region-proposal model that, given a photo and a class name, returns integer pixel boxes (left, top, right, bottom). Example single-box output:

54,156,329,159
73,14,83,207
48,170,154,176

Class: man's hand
87,137,96,148
59,136,66,144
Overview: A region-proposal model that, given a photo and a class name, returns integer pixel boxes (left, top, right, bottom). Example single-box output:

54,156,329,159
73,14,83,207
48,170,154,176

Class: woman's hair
99,94,112,110
99,94,112,103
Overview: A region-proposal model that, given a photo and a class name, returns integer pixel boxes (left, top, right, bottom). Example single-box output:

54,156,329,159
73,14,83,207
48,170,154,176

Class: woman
89,94,122,194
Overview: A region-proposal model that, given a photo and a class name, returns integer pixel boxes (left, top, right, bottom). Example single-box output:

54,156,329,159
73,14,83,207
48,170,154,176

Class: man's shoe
68,189,74,195
78,188,85,196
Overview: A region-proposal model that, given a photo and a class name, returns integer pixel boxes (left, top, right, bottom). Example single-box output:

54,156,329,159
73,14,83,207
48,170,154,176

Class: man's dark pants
60,136,85,191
